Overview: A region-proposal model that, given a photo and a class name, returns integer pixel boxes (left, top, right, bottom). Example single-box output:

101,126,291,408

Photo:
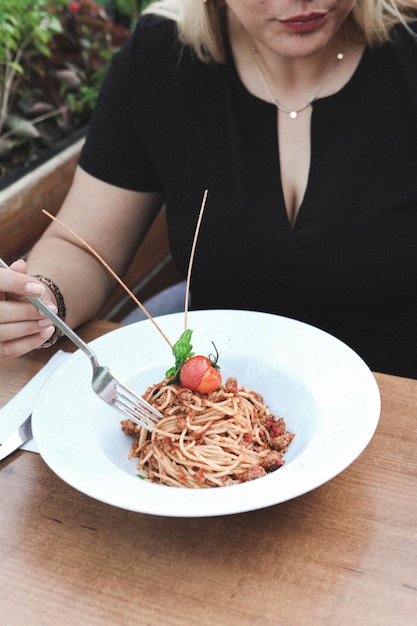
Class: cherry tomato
179,355,222,394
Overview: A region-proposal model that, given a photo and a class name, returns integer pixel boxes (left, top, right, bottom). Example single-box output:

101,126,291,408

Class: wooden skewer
43,189,209,348
184,189,208,331
42,210,173,349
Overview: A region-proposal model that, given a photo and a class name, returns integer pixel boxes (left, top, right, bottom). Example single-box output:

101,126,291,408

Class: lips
279,12,327,33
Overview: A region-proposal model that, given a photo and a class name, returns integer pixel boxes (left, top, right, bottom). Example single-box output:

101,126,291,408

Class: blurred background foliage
0,0,157,184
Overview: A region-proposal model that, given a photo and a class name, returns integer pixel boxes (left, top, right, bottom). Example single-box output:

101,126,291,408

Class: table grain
0,321,416,626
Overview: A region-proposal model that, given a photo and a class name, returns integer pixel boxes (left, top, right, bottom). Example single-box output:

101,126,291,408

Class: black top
79,15,417,378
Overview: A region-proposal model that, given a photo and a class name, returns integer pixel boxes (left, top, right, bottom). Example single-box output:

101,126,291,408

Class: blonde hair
353,0,417,44
144,0,417,63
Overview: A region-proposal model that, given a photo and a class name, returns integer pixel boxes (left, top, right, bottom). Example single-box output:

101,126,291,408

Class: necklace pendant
289,111,298,119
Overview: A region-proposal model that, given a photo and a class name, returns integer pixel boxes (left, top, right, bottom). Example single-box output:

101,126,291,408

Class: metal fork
0,258,162,430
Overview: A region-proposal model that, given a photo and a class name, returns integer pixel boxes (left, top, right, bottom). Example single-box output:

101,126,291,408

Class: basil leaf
165,329,194,381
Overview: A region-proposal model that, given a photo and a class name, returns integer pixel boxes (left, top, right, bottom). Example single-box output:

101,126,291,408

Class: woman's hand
0,259,56,359
1,170,164,359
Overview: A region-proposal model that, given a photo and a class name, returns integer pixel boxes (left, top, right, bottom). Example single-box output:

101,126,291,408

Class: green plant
100,0,157,22
69,1,158,112
0,0,66,137
0,0,132,182
103,0,141,25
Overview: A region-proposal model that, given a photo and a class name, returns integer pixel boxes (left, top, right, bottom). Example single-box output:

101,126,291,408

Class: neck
243,24,367,118
252,30,348,90
252,45,346,117
228,13,365,119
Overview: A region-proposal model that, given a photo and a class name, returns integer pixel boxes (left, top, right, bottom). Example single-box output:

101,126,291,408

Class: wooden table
0,320,416,626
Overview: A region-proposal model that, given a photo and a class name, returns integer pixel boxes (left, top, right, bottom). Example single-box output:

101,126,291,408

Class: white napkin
0,350,71,453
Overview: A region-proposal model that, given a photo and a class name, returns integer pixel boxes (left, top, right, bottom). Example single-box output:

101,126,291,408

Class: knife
0,415,33,462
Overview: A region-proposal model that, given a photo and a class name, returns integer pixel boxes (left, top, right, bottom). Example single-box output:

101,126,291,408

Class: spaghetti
121,376,295,488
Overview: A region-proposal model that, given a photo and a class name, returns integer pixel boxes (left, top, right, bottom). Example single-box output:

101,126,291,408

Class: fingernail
45,302,58,314
39,318,54,328
25,282,46,297
39,325,55,338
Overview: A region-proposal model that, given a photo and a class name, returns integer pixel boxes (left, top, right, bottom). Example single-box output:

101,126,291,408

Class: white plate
32,310,380,517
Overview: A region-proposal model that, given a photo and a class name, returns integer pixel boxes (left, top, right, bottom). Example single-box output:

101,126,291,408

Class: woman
1,0,417,377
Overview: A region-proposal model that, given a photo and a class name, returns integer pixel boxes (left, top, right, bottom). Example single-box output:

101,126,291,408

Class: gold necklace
251,48,344,119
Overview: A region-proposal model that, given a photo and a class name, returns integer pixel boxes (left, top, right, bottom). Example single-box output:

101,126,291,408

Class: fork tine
103,400,156,430
113,383,160,430
113,378,161,420
92,366,162,431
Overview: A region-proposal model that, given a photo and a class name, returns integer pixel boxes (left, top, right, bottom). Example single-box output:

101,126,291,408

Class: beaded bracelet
32,274,67,348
